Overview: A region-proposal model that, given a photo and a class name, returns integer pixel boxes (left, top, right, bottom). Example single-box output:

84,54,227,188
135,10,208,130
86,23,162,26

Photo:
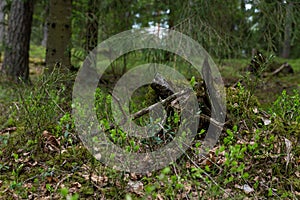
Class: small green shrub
0,69,74,158
226,83,260,127
13,70,71,133
270,89,300,138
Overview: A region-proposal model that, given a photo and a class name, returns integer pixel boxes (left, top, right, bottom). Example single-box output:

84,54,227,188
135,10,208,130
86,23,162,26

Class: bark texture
45,0,72,71
0,0,6,63
0,0,6,47
2,0,34,82
281,2,293,58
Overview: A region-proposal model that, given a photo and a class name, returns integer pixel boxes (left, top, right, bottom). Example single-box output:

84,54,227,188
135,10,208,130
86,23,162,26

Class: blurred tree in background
0,0,300,82
45,0,72,72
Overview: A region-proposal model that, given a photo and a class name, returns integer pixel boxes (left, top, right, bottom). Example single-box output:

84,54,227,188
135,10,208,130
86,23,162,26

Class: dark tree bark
45,0,72,72
0,0,6,63
0,0,6,46
281,2,293,58
2,0,34,83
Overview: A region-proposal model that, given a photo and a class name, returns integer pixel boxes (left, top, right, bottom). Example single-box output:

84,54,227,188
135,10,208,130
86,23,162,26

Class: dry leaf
127,180,144,195
42,130,60,152
184,183,192,193
235,184,254,194
156,194,164,200
130,173,138,180
71,182,82,188
253,107,258,114
284,137,292,170
223,189,232,198
262,117,271,126
78,171,108,187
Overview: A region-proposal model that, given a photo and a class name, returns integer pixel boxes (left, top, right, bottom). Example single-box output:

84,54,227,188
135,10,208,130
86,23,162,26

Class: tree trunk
85,0,99,52
45,0,72,72
281,2,293,58
0,0,6,45
0,0,6,62
2,0,34,83
41,22,48,47
41,3,49,47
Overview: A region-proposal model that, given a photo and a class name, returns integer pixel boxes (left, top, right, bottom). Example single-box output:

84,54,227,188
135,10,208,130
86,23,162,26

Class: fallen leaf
42,130,60,152
253,107,258,114
130,173,138,180
284,137,292,170
156,194,164,200
242,184,254,194
262,117,271,126
235,184,254,194
127,180,144,195
223,189,232,198
71,182,82,188
78,169,108,187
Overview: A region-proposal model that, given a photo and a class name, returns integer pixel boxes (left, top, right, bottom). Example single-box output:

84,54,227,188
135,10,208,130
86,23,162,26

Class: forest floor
0,53,300,199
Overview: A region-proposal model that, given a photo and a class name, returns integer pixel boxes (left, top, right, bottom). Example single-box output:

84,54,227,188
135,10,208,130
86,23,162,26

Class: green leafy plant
227,82,260,127
60,188,79,200
14,69,71,133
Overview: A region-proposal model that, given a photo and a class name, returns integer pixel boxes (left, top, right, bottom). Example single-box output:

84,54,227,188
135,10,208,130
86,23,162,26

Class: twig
263,63,289,77
132,88,191,120
196,113,226,128
23,174,40,183
0,127,17,134
53,174,72,193
107,88,192,131
111,92,128,124
45,89,65,114
178,139,232,198
259,181,280,198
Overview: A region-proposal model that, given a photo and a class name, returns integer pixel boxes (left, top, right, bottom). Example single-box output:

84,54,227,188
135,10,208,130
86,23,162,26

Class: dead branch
263,63,292,77
196,113,225,128
107,88,192,131
111,92,128,124
131,88,192,120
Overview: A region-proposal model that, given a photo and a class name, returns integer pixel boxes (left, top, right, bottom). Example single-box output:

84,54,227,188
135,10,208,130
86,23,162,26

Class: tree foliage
1,0,300,80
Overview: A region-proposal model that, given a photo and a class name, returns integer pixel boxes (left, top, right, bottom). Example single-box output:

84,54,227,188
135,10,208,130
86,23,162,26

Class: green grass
29,44,46,60
218,58,300,108
0,55,300,199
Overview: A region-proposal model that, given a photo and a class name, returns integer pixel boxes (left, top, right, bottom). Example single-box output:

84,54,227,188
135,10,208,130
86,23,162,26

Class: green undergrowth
30,44,46,60
0,62,299,199
220,58,300,109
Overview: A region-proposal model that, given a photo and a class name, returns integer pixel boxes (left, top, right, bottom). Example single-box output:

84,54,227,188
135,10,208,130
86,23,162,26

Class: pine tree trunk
281,2,293,59
2,0,34,83
0,0,6,46
45,0,72,72
0,0,6,62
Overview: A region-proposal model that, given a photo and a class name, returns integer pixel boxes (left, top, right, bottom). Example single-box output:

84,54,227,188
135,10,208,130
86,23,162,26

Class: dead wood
263,62,294,77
